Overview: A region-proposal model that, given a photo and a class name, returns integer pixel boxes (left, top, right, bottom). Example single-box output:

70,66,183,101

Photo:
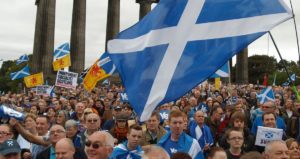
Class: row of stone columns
31,0,248,84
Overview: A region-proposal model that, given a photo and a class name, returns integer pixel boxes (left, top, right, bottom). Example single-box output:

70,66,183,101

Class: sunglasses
87,119,98,123
85,140,106,149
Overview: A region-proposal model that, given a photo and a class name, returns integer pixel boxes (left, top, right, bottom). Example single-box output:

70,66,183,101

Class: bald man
55,138,75,159
263,140,289,159
85,131,114,159
142,145,170,159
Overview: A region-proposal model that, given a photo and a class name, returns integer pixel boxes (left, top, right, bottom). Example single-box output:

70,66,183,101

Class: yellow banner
24,72,44,88
215,77,221,91
53,54,71,71
83,62,110,92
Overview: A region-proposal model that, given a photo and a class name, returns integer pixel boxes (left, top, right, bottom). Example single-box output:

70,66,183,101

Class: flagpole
289,0,300,64
268,32,294,84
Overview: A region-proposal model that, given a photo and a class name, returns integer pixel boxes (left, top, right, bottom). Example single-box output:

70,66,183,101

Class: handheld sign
255,126,283,147
55,70,78,89
36,85,52,96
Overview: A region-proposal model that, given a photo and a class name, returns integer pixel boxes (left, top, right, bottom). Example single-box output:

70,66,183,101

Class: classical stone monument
69,0,86,74
32,0,56,83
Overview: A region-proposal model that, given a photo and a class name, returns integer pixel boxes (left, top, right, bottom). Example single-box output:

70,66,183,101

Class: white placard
36,85,51,95
255,126,283,147
55,70,78,89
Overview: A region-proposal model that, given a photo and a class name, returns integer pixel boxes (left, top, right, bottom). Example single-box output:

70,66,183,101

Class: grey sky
0,0,299,68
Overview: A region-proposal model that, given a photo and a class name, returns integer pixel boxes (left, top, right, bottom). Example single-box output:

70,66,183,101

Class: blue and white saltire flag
53,43,70,59
107,0,292,121
288,73,296,83
210,62,229,78
16,54,29,65
257,86,275,104
10,65,30,80
120,92,129,102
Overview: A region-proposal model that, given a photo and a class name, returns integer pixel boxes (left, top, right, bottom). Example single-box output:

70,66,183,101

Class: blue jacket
251,116,286,135
189,121,214,149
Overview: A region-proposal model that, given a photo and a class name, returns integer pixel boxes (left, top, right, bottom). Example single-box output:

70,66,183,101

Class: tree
248,55,277,84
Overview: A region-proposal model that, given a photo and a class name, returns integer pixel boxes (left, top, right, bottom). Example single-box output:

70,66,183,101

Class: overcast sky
0,0,299,68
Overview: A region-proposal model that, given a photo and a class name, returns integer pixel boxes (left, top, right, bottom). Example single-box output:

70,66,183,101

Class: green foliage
0,54,32,93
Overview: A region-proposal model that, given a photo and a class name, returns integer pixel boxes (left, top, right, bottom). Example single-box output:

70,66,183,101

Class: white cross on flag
107,0,292,121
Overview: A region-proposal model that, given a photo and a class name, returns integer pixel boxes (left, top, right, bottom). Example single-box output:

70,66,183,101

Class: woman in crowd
286,138,300,159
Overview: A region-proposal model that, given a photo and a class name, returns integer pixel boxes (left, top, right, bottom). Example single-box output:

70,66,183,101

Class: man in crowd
80,113,101,145
189,110,213,155
110,124,144,159
0,139,21,159
70,102,86,121
158,110,204,159
251,101,285,135
0,124,13,143
206,106,224,143
55,138,75,159
142,112,166,145
85,131,114,159
142,145,170,159
263,140,289,159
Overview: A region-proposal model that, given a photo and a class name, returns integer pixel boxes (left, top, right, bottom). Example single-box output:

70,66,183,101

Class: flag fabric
107,0,292,121
257,86,275,104
53,43,70,60
83,52,116,92
263,74,268,87
79,67,91,81
24,72,44,88
53,54,71,71
0,105,25,121
10,65,30,80
210,62,229,78
288,73,296,83
16,54,29,65
215,77,221,91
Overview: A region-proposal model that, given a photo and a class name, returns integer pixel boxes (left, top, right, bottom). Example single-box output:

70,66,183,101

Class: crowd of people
0,82,300,159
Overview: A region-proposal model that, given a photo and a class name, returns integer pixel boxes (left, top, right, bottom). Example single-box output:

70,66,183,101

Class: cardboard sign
55,70,78,89
36,85,52,96
255,126,283,147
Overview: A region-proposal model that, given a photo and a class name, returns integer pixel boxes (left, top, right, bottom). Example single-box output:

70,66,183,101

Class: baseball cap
0,139,21,156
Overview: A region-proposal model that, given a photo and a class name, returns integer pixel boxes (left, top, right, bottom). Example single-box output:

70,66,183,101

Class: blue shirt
164,139,180,156
251,116,286,135
50,146,56,159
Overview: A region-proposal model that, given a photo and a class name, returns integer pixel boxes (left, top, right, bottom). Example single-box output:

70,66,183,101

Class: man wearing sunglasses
79,113,101,147
85,131,114,159
110,124,144,159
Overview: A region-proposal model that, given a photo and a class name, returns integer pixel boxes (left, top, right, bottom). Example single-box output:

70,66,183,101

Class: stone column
105,0,120,50
32,0,56,83
136,0,159,19
70,0,86,74
235,49,249,84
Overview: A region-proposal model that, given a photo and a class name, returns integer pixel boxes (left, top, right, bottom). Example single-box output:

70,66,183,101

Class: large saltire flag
107,0,292,121
16,54,29,65
24,72,44,88
83,52,116,92
53,54,71,71
257,86,275,104
10,65,30,80
210,62,229,78
53,43,70,60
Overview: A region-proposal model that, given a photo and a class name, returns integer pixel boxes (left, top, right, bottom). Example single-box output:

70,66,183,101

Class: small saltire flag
288,73,296,83
53,54,71,71
53,43,70,59
257,86,275,104
107,0,292,121
210,62,229,78
10,65,30,80
24,72,44,88
83,52,116,92
16,54,29,65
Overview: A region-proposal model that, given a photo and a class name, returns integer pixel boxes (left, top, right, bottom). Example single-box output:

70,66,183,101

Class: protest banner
36,85,51,96
55,70,78,89
255,126,283,147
